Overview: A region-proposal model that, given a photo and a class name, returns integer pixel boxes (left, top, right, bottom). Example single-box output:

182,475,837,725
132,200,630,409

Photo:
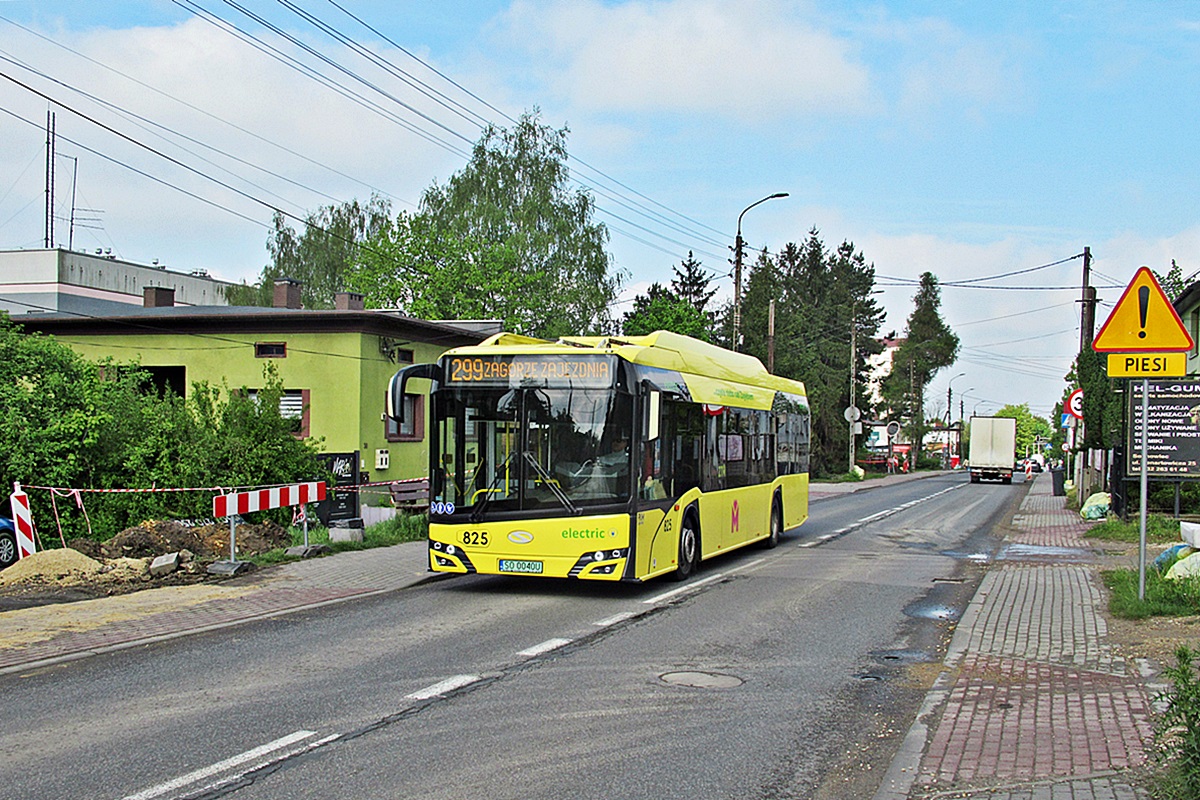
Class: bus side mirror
644,389,661,442
388,363,438,422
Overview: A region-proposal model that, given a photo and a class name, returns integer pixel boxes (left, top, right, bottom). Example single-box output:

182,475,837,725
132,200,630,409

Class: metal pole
229,515,238,564
1139,378,1148,601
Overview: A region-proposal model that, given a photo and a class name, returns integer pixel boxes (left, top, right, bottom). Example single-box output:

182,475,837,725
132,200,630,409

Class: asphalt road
0,472,1025,800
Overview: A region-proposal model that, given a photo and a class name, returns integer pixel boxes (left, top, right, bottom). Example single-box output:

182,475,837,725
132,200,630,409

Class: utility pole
848,307,857,472
767,299,776,372
733,230,745,351
1077,246,1095,496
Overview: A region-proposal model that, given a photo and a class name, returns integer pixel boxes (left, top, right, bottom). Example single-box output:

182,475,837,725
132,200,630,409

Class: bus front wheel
674,512,699,581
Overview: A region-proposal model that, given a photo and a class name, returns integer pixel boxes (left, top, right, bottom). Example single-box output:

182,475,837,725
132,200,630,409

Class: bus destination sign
445,355,614,387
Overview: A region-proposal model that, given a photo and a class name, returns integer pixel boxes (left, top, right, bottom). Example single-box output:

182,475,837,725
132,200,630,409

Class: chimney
335,291,365,311
143,286,175,308
273,278,302,309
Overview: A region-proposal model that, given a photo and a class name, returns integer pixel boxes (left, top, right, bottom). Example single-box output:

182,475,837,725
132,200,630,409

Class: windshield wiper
522,451,579,515
470,450,519,523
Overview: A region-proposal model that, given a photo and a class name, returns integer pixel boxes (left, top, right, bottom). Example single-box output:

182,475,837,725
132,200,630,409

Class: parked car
0,514,17,571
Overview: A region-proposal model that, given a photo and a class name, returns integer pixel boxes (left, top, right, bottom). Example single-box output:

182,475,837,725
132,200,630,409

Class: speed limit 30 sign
1067,388,1083,419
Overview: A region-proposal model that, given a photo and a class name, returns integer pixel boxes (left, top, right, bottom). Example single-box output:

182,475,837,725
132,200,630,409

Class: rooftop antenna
44,108,55,248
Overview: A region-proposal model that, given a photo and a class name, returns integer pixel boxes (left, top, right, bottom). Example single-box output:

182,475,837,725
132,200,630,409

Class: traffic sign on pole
1066,388,1084,419
1092,267,1194,352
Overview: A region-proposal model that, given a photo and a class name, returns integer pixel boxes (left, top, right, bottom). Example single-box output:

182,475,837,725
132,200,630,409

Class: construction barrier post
10,482,37,560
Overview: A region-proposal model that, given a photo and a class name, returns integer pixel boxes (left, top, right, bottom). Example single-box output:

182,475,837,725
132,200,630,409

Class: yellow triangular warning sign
1093,266,1194,352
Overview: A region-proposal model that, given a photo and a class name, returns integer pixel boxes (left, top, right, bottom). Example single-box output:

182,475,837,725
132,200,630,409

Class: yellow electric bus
388,330,810,582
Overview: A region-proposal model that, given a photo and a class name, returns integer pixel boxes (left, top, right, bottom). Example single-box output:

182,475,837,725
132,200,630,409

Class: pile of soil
0,519,292,607
79,519,291,561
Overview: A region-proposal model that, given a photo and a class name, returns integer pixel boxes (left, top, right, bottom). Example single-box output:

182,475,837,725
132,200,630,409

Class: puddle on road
998,543,1095,563
904,603,960,622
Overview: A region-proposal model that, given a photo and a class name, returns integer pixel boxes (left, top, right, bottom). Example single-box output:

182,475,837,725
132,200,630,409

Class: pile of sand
0,548,104,585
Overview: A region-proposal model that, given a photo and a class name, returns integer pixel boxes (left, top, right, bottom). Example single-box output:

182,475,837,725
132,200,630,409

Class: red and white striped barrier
10,482,37,560
212,482,327,519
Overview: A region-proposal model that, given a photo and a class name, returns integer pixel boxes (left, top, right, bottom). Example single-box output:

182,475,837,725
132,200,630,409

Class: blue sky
1,1,1198,422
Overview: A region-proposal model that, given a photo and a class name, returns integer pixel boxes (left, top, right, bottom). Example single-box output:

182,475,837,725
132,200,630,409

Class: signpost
1093,266,1195,599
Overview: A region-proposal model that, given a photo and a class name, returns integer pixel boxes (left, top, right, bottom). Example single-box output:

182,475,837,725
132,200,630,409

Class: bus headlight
594,550,606,561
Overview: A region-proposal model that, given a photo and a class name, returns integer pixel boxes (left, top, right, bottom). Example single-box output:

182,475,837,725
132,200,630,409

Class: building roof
14,304,496,347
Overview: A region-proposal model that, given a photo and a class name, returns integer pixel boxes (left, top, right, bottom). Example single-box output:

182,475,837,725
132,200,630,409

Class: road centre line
183,733,341,800
121,730,317,800
406,674,482,701
800,483,965,548
517,638,573,657
643,573,725,604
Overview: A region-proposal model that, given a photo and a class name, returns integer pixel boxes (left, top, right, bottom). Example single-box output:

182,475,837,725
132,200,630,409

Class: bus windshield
434,385,634,516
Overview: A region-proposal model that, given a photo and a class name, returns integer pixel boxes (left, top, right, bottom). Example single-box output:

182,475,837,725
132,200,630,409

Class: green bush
0,318,325,541
1151,646,1200,799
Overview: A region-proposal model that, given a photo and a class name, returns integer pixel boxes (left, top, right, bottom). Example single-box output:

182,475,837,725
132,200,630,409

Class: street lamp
733,192,788,351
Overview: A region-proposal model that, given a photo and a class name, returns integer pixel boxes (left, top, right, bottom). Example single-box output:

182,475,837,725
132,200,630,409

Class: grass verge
1102,568,1200,619
1086,514,1181,544
247,513,428,566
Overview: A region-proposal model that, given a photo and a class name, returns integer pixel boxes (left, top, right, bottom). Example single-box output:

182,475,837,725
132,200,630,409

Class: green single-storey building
16,281,497,502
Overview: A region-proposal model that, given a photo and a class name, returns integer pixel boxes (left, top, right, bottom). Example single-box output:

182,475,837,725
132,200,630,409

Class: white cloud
490,0,871,119
0,16,471,280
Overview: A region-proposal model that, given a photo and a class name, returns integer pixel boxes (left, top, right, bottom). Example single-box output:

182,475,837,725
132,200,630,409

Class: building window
386,393,424,442
249,388,310,438
396,348,414,364
255,342,287,358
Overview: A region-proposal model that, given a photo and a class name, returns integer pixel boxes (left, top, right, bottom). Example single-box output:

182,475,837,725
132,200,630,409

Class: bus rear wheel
673,512,699,581
762,501,782,549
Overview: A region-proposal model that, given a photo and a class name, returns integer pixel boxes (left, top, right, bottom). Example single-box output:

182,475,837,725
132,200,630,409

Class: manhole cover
660,671,743,689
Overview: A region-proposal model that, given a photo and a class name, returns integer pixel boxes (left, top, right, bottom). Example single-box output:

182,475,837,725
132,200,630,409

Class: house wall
54,330,442,494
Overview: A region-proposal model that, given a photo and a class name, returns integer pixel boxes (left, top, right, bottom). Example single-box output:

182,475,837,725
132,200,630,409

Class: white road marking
406,674,482,700
800,483,966,548
184,733,341,798
517,638,573,657
643,573,724,604
121,730,317,800
594,611,637,627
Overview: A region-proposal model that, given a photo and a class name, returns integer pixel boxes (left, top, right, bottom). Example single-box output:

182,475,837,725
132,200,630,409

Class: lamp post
733,192,788,351
945,373,965,467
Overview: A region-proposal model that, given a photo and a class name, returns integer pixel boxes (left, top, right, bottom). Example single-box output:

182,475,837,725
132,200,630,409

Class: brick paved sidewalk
904,476,1154,800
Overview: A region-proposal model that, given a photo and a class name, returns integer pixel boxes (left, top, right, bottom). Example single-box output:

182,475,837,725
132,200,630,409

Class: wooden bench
389,478,430,513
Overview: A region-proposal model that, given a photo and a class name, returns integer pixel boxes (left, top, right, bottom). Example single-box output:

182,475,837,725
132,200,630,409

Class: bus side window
664,399,702,495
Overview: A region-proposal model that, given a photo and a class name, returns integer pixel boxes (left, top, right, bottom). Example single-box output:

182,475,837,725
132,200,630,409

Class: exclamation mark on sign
1138,286,1149,338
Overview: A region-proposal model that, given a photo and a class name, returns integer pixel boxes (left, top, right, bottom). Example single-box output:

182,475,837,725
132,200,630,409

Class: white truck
968,416,1017,484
